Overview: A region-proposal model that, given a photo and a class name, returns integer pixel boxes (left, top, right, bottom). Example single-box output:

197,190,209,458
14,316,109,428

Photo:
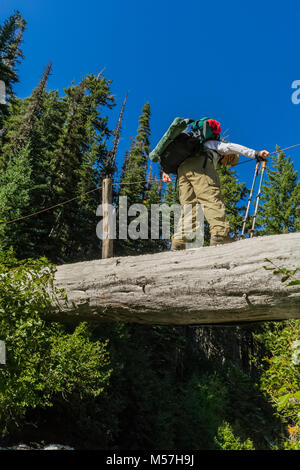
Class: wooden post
102,177,114,259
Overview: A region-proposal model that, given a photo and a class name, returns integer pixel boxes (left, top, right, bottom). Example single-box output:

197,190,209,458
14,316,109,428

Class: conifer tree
119,102,151,205
136,102,151,154
120,148,130,181
0,11,26,158
48,74,115,262
144,176,164,253
256,148,300,234
0,143,33,257
0,72,114,262
0,64,56,258
119,137,135,184
116,103,151,255
0,11,26,122
162,179,179,248
4,62,52,157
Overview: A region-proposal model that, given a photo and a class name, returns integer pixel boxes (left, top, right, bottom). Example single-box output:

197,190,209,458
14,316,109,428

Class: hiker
163,139,269,249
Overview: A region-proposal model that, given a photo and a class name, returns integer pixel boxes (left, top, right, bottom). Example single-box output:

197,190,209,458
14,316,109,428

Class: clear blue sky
2,0,300,190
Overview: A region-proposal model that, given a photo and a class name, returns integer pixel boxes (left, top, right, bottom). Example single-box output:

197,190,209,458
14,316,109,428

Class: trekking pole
240,161,260,237
249,160,266,238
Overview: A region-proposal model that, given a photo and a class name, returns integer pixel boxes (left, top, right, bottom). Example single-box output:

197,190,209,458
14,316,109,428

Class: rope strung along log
0,180,154,226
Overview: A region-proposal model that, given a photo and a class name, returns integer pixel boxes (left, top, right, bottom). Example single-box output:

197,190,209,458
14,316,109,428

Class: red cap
207,119,221,135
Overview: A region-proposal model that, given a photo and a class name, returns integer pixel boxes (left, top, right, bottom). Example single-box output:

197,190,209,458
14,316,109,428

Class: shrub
214,421,255,450
254,320,300,449
0,249,111,436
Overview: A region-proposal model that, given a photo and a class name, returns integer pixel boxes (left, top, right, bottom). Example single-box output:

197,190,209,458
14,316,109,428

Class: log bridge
51,233,300,325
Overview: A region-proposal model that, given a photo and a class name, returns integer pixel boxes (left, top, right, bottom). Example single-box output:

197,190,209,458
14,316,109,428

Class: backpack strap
198,145,215,168
203,153,209,169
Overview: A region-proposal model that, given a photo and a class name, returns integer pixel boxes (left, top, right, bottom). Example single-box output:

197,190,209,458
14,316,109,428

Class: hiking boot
210,235,235,246
170,240,186,251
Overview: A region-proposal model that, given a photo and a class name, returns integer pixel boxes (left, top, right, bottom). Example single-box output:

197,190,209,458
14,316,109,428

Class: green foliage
0,72,114,263
0,143,33,254
253,320,300,448
0,249,111,436
263,258,300,287
116,102,152,255
119,102,151,206
223,363,276,446
144,176,166,253
282,439,300,450
47,75,115,262
162,178,179,247
214,421,255,450
45,323,111,399
175,373,228,449
136,102,151,155
255,321,300,423
0,10,26,128
96,323,183,450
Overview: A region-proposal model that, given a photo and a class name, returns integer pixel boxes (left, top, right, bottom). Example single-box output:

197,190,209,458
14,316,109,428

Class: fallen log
50,233,300,325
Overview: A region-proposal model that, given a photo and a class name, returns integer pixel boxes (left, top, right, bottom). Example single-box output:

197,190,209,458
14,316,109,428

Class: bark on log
51,233,300,325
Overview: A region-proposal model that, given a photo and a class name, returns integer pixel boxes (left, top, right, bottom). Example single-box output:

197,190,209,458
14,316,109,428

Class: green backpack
149,117,221,174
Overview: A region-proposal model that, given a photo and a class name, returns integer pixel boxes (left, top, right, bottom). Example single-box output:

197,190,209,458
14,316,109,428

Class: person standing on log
151,118,269,249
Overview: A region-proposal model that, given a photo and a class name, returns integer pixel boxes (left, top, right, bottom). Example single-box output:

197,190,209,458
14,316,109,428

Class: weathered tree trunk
50,233,300,325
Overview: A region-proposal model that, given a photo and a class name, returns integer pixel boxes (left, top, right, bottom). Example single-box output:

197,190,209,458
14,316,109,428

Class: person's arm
204,140,269,160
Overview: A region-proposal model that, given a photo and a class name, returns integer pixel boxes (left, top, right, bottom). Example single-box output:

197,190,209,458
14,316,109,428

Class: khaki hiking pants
172,154,230,245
